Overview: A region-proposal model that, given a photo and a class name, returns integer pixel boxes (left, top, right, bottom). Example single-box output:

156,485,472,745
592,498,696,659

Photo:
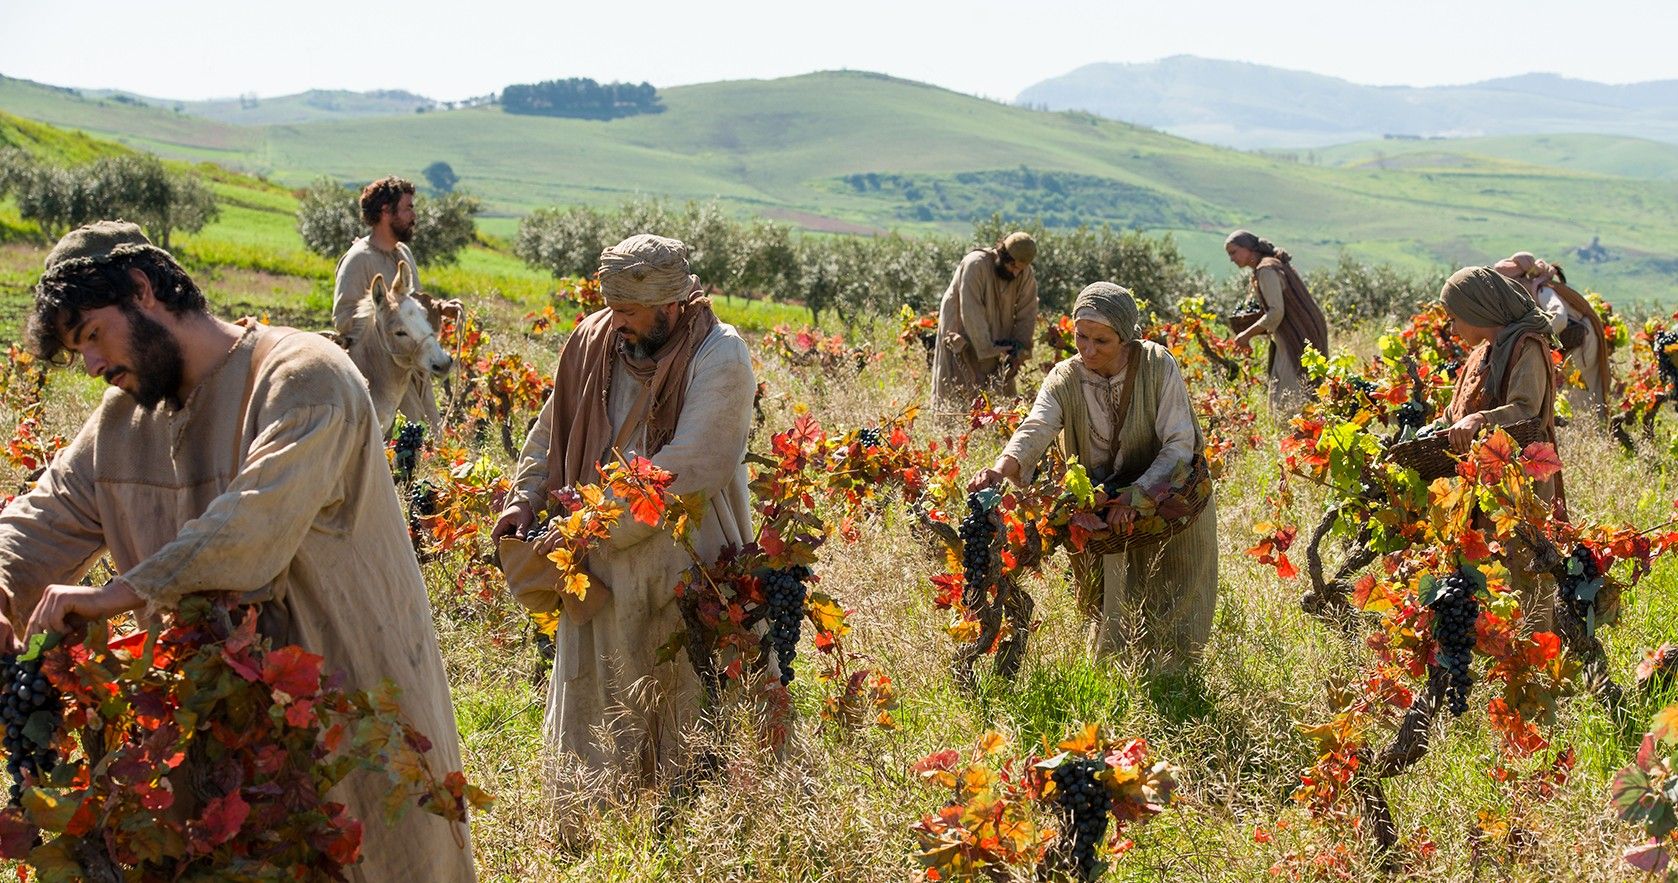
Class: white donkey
343,261,452,435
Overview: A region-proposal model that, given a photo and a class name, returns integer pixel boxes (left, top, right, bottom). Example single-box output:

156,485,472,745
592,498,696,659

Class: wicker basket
1225,308,1264,336
1382,417,1548,480
1082,452,1214,556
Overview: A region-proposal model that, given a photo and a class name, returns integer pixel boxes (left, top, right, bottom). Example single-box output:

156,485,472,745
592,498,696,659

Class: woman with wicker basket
1224,230,1329,411
968,283,1218,669
1436,266,1563,626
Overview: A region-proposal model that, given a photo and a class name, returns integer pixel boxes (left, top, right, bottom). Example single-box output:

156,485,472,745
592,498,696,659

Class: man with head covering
968,282,1218,669
493,233,756,789
0,222,476,880
930,231,1040,407
1225,230,1330,411
331,176,462,433
1438,265,1562,628
1493,252,1611,421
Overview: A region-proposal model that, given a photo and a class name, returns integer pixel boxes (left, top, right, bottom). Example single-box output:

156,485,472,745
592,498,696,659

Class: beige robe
0,326,474,882
1537,285,1606,417
1002,344,1218,667
511,323,756,782
334,237,436,427
930,250,1038,406
1251,265,1304,409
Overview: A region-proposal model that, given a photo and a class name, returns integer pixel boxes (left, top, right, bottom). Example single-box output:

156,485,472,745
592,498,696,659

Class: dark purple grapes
1049,758,1110,880
762,566,811,685
1429,570,1480,717
0,653,59,805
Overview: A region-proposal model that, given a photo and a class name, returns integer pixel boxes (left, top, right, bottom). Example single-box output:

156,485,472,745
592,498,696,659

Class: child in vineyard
1437,265,1564,627
0,221,476,881
491,234,756,794
1225,229,1329,412
968,282,1217,669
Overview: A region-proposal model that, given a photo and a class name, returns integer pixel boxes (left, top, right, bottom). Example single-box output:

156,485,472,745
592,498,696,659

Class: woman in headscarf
1437,266,1561,627
1493,252,1611,421
1226,230,1330,411
968,283,1217,669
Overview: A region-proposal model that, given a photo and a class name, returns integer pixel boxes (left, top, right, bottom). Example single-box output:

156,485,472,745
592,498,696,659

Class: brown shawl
1254,256,1329,363
542,295,719,495
1444,331,1565,510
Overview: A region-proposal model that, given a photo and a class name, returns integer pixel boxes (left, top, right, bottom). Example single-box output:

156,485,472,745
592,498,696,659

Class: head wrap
1072,282,1140,343
1225,229,1289,263
1491,252,1560,299
1440,266,1552,403
596,234,701,305
1000,231,1037,266
42,220,169,273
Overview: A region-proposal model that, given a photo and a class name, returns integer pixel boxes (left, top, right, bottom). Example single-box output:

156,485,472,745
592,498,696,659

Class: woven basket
1225,308,1264,335
1082,452,1214,556
1382,417,1548,480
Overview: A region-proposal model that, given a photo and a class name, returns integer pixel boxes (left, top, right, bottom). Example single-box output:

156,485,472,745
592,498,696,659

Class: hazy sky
4,0,1676,101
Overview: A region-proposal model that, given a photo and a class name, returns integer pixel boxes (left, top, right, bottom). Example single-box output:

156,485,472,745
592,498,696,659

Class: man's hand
1447,412,1490,453
1232,328,1257,353
25,580,142,639
491,502,534,542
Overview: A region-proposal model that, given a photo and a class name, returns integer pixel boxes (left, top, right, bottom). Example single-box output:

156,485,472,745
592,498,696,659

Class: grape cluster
1558,545,1601,628
1349,377,1378,396
1049,758,1110,881
856,427,882,449
1429,570,1480,717
0,654,59,804
1657,330,1678,393
762,565,811,685
1395,400,1426,432
959,492,998,602
392,422,426,483
408,481,437,537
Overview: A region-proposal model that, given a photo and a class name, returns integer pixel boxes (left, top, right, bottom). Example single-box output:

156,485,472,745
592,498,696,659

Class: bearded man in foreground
0,221,475,881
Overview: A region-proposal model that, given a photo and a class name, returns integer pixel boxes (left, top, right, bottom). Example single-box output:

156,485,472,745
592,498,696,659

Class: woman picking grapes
1225,230,1329,412
1436,265,1563,626
968,283,1218,670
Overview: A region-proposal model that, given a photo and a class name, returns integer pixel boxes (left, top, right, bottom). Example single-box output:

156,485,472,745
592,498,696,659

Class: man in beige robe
0,222,475,882
929,231,1039,407
332,176,460,430
492,234,755,788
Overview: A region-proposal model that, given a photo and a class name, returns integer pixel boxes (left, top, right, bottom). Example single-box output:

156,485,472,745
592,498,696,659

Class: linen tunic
930,250,1038,406
1000,343,1218,666
511,323,756,782
1251,266,1305,409
1536,285,1606,416
333,236,436,426
0,325,474,882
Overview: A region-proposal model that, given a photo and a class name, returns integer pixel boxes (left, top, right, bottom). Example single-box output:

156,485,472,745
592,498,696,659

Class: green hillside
1294,133,1678,181
82,87,436,125
5,70,1678,300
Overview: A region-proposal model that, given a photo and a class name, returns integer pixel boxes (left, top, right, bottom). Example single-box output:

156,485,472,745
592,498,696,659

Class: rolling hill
82,88,438,125
4,70,1678,301
1017,56,1678,150
1277,133,1678,181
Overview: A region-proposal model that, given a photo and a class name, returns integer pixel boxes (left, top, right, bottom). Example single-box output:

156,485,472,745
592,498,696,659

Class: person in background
930,231,1039,407
1494,252,1610,420
1226,229,1329,412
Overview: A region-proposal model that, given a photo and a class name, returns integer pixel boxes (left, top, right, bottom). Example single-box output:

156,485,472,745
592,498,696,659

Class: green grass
1294,132,1678,181
9,71,1678,301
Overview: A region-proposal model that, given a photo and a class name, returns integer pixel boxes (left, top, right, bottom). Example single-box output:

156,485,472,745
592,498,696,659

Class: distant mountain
7,69,1678,301
1017,56,1678,149
79,84,438,125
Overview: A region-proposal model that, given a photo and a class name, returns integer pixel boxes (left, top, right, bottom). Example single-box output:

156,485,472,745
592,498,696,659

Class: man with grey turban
969,282,1218,669
495,233,756,793
930,231,1040,406
1437,265,1562,628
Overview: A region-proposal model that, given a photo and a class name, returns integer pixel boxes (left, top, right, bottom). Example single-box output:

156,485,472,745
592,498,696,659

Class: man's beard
392,216,415,243
623,309,675,359
118,306,187,410
994,259,1016,281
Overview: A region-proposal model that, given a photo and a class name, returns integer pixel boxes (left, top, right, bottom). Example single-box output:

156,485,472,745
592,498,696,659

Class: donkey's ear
392,260,414,298
366,272,389,304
